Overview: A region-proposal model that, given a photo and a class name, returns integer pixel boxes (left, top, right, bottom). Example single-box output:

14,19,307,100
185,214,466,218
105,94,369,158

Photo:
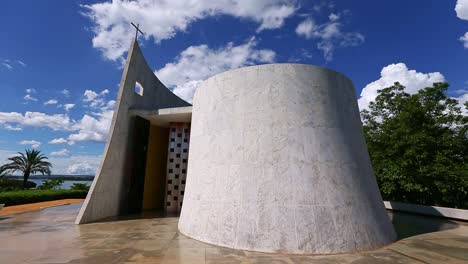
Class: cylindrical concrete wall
179,64,396,254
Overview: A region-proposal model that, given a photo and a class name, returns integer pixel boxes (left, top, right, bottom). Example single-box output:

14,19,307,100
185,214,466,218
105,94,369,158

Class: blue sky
0,0,467,174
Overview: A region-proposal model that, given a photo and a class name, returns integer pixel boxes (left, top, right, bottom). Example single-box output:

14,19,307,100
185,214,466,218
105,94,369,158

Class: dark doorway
128,116,150,214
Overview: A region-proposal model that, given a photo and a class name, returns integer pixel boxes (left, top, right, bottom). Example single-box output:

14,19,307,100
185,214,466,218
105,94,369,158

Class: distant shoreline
5,175,94,181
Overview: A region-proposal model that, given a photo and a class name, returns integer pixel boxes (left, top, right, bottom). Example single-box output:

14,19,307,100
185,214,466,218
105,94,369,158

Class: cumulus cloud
49,138,68,144
82,0,296,61
0,112,72,131
69,109,114,142
19,140,41,149
83,89,109,108
44,99,58,105
155,38,275,102
456,1,468,48
50,149,70,156
460,32,468,48
66,162,97,175
3,124,22,131
296,13,364,61
63,104,75,111
47,155,101,174
358,63,446,110
456,0,468,20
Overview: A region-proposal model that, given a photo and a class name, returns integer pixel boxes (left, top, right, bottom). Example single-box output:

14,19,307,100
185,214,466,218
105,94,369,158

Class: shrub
37,179,64,190
0,190,88,206
70,183,90,192
0,179,36,191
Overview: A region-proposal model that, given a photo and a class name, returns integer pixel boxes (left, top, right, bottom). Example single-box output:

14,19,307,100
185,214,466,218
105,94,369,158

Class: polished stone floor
0,203,467,263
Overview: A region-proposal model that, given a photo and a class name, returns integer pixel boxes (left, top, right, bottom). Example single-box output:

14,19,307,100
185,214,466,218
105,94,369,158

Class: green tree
361,82,468,208
70,182,90,192
0,165,9,178
37,179,64,190
2,150,52,189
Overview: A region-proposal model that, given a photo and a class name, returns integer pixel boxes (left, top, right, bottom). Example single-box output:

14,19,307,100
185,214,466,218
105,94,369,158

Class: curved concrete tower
179,64,396,254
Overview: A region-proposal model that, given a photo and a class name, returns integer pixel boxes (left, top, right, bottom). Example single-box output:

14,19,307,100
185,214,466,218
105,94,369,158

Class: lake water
30,179,93,190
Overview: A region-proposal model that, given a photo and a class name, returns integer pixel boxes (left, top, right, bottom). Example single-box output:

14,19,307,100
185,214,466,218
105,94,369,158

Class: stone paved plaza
1,203,467,263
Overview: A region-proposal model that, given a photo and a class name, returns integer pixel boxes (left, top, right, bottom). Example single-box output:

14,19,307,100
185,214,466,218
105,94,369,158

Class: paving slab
0,203,467,263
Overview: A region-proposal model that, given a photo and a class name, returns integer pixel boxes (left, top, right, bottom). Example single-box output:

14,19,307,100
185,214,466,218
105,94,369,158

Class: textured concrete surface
180,64,396,254
76,39,190,224
384,201,468,221
1,203,467,264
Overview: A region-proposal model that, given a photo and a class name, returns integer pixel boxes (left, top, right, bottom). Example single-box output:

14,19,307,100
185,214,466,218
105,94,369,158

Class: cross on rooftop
131,22,144,40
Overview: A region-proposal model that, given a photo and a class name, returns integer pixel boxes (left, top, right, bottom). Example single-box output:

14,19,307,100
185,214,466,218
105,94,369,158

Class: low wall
384,201,468,221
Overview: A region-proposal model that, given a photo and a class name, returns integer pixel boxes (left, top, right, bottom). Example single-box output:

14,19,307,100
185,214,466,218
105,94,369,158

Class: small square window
174,185,179,190
176,154,181,158
169,169,173,173
177,143,181,147
180,202,183,206
167,190,172,195
175,174,179,179
182,169,186,174
182,159,187,163
177,133,182,137
171,138,175,142
171,128,176,132
183,138,188,142
181,191,185,195
182,180,186,184
183,149,188,153
175,164,180,168
170,148,174,152
166,202,171,206
168,179,172,184
169,158,174,163
173,196,178,201
184,128,189,133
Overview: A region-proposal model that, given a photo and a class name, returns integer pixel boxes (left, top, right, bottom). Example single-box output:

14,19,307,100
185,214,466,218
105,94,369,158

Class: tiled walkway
0,203,467,263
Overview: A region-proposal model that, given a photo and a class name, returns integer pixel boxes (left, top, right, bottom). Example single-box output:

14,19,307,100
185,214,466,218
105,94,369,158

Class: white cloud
155,37,275,102
47,155,101,174
50,149,70,156
358,63,446,110
3,124,22,131
83,89,109,108
295,18,316,39
82,0,296,61
60,89,70,97
44,99,58,105
456,0,468,20
69,110,114,142
24,94,38,102
66,162,97,175
25,88,36,94
49,138,68,144
295,13,364,61
19,140,41,149
63,104,75,111
460,32,468,48
0,111,72,131
17,60,26,67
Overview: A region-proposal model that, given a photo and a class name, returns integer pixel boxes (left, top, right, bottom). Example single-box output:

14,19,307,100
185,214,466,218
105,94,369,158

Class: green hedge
0,189,88,206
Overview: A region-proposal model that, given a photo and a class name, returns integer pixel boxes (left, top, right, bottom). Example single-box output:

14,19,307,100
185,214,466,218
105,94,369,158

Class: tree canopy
1,149,52,189
361,82,468,209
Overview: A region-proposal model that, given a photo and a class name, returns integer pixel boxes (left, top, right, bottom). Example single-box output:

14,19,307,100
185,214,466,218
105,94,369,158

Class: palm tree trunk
23,171,30,189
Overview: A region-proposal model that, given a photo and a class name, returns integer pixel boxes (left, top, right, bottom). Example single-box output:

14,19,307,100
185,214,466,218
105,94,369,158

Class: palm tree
3,149,52,189
0,165,8,178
